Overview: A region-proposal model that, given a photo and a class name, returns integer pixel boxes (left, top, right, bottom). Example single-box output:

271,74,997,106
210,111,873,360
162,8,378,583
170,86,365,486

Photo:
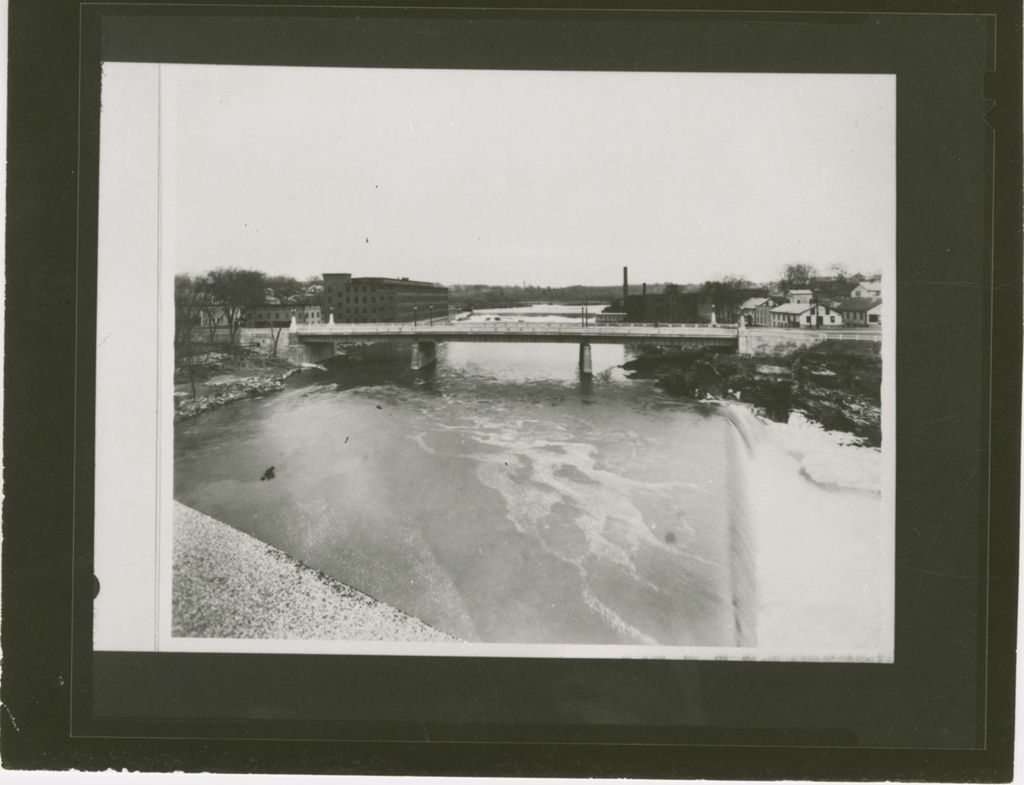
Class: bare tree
191,276,229,344
265,275,305,302
264,275,306,358
702,275,762,323
174,274,212,399
828,262,849,281
781,263,816,290
205,267,267,344
174,274,209,350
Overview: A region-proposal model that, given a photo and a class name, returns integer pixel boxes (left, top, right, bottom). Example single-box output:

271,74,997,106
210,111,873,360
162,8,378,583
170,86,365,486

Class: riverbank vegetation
622,340,882,446
174,343,297,421
174,269,315,420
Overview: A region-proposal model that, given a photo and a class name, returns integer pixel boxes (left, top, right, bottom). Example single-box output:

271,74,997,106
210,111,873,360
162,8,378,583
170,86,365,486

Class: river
174,304,888,655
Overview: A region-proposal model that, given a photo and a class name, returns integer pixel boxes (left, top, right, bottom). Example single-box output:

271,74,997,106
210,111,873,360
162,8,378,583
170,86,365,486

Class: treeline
773,263,878,298
699,264,878,299
450,284,641,310
175,268,322,346
450,263,879,312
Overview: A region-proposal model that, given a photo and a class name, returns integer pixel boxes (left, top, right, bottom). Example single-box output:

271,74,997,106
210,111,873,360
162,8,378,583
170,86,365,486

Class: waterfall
721,403,764,646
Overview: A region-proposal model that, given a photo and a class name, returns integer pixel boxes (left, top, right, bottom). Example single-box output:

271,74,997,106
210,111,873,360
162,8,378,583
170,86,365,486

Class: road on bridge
290,321,741,345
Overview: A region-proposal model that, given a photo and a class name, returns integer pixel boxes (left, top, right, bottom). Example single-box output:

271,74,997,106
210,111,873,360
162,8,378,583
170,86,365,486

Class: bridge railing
292,322,741,336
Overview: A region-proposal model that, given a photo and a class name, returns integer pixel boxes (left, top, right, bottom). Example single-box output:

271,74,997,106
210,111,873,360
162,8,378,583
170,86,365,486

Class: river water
174,304,887,654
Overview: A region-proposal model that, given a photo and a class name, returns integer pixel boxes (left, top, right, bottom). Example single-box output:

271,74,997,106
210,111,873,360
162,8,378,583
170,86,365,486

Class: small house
835,297,882,327
850,281,882,298
739,297,769,325
866,302,882,326
770,302,843,328
786,288,814,305
740,296,784,327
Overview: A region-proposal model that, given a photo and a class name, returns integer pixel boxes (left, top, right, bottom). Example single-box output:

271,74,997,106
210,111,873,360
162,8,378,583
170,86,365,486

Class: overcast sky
152,64,893,287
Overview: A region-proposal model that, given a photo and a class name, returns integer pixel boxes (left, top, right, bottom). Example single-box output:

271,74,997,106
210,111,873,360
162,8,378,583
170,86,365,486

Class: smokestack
623,266,628,304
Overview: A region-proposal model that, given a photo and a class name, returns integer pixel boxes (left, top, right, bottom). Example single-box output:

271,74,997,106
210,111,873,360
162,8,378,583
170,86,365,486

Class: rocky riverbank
173,502,458,641
622,339,882,447
174,349,301,422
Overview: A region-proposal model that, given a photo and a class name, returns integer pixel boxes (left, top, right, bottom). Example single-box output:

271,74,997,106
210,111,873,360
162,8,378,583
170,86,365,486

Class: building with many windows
321,274,449,323
244,301,322,327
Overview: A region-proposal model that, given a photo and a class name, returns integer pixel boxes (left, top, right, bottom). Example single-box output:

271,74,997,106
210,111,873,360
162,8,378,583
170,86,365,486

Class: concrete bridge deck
290,321,741,345
287,319,881,371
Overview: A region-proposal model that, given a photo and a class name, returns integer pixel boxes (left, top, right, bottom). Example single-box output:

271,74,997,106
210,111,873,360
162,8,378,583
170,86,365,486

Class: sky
145,64,893,287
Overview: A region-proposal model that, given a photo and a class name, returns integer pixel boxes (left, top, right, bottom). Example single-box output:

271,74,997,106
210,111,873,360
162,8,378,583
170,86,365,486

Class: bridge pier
411,341,437,370
289,340,336,365
578,343,592,376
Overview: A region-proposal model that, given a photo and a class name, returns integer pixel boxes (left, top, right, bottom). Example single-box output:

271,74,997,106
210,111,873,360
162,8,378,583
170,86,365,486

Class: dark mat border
3,1,1020,779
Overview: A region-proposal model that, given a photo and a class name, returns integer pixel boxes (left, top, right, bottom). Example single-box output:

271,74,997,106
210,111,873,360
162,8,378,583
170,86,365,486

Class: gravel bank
172,502,457,642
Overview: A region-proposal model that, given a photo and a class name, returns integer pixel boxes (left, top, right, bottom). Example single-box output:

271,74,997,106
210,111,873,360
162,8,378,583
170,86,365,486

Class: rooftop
322,273,446,289
836,297,883,312
771,302,813,314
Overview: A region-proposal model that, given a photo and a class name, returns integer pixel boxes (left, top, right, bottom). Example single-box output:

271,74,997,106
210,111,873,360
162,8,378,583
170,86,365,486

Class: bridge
286,318,882,373
288,319,741,373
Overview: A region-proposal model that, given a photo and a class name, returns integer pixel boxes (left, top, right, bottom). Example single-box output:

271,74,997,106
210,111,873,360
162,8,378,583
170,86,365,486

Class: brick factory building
321,274,449,323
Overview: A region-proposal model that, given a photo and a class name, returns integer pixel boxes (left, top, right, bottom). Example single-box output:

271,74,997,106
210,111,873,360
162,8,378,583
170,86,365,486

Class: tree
721,275,754,290
265,274,305,304
204,267,267,344
198,288,224,344
780,263,816,290
174,274,212,399
261,276,308,358
827,262,849,281
702,275,763,323
174,274,210,351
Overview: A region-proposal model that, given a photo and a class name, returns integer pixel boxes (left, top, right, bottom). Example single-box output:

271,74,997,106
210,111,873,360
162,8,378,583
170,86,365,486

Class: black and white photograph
92,63,895,661
4,0,1020,777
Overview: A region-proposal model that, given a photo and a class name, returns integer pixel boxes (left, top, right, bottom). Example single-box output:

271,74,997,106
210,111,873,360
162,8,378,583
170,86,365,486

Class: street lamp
428,304,433,324
413,305,418,327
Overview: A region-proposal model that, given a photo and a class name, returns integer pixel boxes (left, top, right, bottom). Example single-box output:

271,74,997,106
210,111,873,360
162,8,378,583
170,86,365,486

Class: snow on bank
173,502,457,642
705,400,882,494
763,411,881,494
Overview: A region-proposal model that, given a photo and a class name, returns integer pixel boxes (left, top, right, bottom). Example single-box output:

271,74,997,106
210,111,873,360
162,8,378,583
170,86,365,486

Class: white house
786,288,814,304
866,302,882,326
836,297,882,327
850,281,882,298
770,302,843,328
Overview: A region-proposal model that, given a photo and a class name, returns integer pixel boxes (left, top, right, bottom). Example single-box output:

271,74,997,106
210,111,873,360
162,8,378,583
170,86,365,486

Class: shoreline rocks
622,340,882,447
174,375,287,421
173,363,306,422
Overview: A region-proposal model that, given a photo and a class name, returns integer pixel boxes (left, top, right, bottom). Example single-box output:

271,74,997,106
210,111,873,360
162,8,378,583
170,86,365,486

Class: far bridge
288,319,742,374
